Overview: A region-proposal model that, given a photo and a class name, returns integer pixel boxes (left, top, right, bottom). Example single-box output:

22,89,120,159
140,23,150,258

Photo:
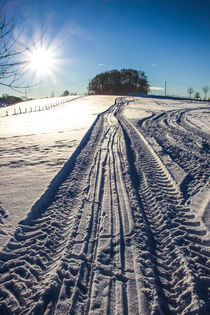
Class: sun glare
28,46,56,76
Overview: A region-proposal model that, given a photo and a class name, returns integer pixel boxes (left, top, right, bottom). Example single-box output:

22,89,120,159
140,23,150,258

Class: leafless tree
194,92,200,100
202,86,209,100
0,5,34,91
187,87,194,98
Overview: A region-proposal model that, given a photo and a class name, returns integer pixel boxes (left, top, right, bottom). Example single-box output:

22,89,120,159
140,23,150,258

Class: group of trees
187,86,209,100
50,91,77,98
0,94,22,105
61,90,77,96
88,69,150,95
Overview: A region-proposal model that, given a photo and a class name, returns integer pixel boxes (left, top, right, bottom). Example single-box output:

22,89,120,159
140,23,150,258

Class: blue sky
2,0,210,98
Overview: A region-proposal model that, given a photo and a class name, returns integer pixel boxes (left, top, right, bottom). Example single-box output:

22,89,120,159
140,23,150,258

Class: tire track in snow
0,98,209,314
139,107,210,204
0,100,147,314
119,108,210,314
0,114,107,314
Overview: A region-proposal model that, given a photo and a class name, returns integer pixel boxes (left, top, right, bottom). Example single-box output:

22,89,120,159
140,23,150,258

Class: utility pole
25,89,28,100
87,79,90,95
164,81,167,97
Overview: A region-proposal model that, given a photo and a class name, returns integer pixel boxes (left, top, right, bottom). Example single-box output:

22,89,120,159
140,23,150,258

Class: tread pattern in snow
0,98,209,314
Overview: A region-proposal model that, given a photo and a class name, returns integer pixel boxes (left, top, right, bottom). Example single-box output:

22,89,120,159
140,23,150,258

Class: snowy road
0,97,209,314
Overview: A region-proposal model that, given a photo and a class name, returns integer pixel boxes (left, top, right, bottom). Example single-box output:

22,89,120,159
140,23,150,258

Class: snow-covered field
0,96,209,314
0,95,116,249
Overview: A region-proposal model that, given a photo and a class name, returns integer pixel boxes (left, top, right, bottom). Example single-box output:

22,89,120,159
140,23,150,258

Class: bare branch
202,85,209,100
187,87,194,99
0,4,45,90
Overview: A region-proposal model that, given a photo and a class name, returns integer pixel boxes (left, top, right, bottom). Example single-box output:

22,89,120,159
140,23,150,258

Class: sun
28,46,56,76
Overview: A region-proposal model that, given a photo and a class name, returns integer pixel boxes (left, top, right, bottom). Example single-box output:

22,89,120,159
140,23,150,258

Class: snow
0,95,209,314
186,108,210,133
0,95,116,249
124,97,210,222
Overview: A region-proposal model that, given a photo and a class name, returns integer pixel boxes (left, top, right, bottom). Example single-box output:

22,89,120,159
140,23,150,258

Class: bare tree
0,5,34,91
194,92,200,100
187,87,194,99
202,86,209,100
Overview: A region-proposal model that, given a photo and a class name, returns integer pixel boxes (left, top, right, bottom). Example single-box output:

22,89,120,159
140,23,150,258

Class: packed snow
0,95,116,249
123,98,210,224
0,96,209,314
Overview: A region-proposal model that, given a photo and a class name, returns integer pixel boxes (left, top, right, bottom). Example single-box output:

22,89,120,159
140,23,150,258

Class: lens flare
27,45,56,77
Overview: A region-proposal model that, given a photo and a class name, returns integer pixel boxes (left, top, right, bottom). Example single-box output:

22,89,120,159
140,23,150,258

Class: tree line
187,86,209,100
0,94,23,106
88,69,150,95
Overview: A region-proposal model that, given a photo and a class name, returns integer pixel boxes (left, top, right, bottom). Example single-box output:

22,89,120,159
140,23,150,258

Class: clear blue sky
2,0,210,98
